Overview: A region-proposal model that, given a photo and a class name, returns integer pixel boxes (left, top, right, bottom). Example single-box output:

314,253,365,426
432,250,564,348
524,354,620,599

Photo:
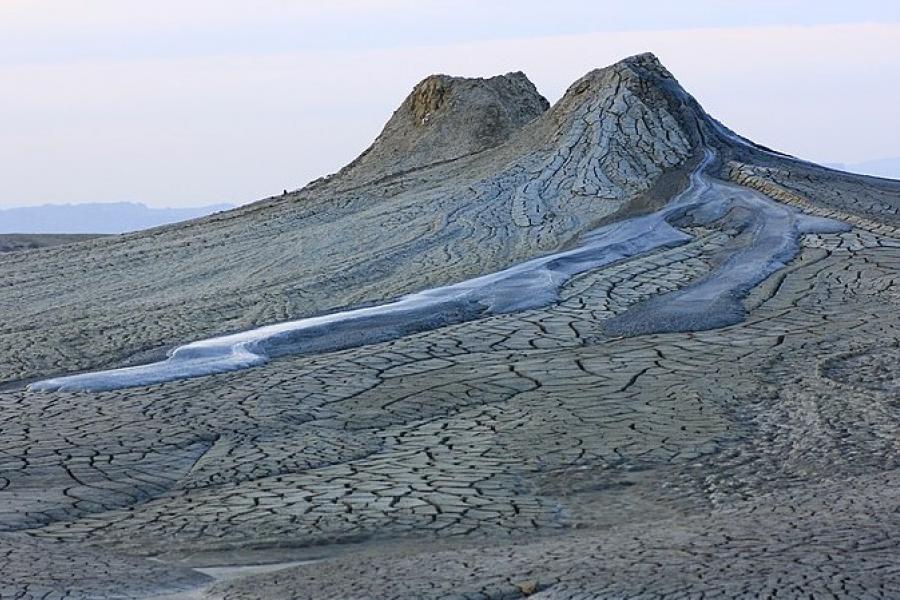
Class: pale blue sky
2,1,899,207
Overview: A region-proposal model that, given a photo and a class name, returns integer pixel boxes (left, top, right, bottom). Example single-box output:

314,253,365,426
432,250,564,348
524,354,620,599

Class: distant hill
0,202,235,234
825,157,900,180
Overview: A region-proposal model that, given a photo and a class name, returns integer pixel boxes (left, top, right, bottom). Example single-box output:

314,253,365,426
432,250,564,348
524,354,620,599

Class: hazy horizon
0,201,235,234
3,1,899,209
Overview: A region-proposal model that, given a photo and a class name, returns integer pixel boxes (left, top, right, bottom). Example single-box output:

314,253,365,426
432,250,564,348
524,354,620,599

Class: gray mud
28,148,847,392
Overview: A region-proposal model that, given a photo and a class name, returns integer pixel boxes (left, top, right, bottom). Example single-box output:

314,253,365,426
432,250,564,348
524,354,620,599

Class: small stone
517,580,538,596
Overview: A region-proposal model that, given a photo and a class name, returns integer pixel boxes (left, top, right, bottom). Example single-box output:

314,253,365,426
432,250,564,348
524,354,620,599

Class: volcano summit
3,54,900,599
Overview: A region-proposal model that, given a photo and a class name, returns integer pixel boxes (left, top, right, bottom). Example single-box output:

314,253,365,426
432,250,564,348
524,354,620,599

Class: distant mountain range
825,157,900,180
0,202,235,234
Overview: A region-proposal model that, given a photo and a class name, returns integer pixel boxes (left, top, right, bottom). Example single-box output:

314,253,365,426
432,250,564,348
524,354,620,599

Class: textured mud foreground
2,54,900,599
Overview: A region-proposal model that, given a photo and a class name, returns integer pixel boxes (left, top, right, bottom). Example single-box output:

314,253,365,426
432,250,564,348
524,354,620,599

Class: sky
2,1,899,208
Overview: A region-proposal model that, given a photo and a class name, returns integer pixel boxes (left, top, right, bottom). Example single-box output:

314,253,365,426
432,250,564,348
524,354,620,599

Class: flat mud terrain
2,54,899,599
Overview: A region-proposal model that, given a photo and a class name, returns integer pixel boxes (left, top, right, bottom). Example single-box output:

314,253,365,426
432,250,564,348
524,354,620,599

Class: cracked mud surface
2,53,900,598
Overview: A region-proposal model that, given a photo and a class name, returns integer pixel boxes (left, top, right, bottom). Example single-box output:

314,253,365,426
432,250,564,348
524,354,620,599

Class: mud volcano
4,54,900,599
